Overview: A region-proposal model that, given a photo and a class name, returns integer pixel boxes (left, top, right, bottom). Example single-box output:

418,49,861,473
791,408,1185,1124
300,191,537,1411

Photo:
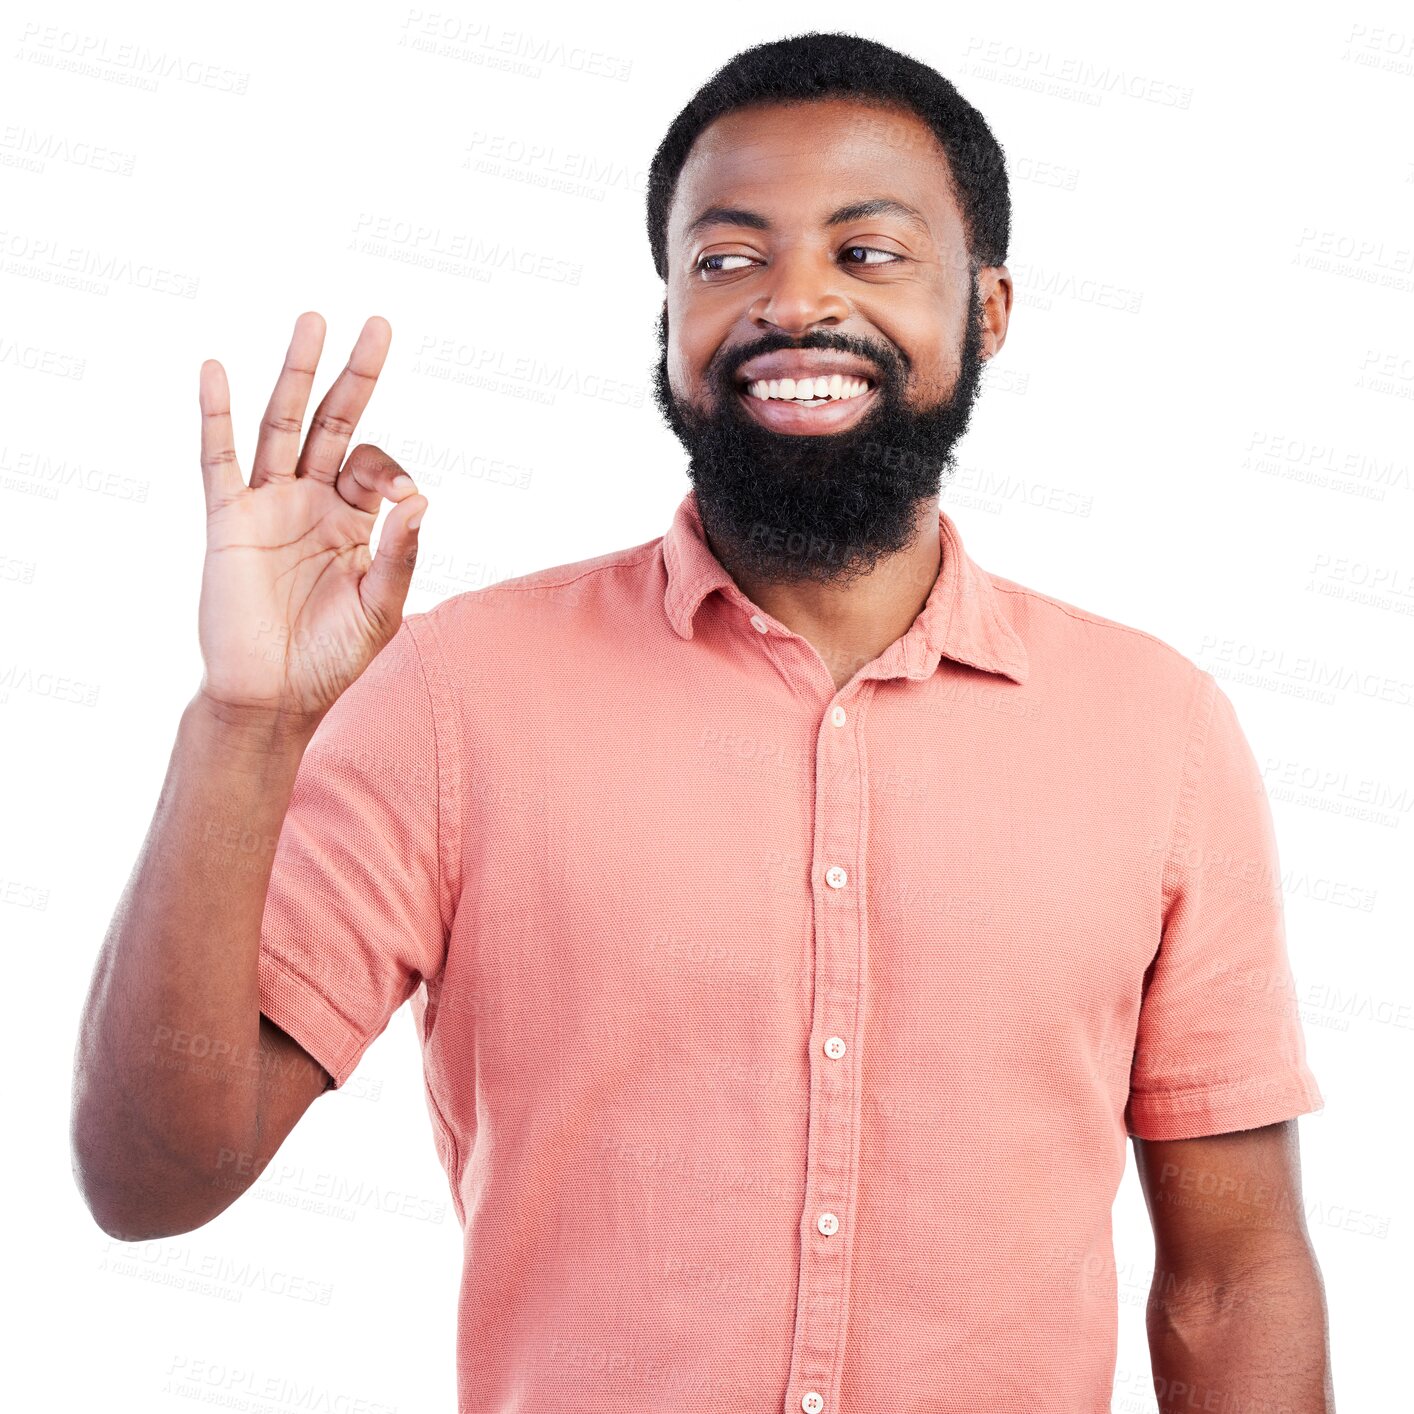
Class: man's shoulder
984,567,1208,698
406,531,668,659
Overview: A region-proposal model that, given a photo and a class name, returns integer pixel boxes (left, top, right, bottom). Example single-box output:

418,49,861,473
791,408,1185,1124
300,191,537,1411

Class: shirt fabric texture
257,487,1324,1414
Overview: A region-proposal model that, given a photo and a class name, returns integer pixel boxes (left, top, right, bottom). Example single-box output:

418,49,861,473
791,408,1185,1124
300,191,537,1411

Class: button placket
782,689,868,1414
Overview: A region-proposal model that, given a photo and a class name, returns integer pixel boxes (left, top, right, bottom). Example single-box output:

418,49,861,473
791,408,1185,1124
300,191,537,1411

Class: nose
748,247,851,336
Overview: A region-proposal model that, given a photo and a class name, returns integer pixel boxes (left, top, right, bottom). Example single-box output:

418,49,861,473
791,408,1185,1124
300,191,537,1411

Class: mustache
651,308,908,395
712,333,907,391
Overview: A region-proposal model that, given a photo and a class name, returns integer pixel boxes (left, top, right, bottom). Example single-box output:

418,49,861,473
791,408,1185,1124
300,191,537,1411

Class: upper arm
1133,1120,1315,1302
252,1012,334,1164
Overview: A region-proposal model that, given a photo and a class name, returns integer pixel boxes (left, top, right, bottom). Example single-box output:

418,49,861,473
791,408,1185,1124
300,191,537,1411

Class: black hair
645,30,1011,281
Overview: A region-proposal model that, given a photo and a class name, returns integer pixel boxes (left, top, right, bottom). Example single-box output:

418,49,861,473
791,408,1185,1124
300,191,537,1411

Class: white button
817,1211,839,1236
824,1036,846,1059
830,705,846,727
825,865,847,889
749,613,768,633
802,1394,825,1413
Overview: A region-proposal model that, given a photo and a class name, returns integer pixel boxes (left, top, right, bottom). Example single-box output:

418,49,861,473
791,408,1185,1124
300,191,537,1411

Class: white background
5,1,1410,1409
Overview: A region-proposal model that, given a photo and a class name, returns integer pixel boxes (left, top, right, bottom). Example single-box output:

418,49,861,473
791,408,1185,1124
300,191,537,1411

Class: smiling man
75,30,1332,1414
650,79,1002,687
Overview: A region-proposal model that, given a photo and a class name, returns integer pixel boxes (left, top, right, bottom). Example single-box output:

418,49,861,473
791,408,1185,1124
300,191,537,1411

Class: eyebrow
684,197,933,244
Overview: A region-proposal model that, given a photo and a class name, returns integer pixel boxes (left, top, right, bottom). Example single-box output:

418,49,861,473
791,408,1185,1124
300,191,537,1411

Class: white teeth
745,375,871,402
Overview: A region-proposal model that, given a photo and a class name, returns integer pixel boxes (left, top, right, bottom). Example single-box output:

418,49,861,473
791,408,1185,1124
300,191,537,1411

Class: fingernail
392,474,416,492
408,511,423,530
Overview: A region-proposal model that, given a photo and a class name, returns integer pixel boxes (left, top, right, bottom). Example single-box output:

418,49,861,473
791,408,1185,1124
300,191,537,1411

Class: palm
196,313,426,723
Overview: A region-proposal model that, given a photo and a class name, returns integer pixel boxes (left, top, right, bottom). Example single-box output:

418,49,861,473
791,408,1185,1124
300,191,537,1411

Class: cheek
667,322,725,405
895,330,963,403
875,290,966,398
666,343,698,402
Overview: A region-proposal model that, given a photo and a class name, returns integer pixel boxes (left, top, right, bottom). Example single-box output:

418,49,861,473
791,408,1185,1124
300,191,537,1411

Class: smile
735,376,879,434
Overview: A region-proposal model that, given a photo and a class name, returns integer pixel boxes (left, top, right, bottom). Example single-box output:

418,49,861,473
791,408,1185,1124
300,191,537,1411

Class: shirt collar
662,488,1029,686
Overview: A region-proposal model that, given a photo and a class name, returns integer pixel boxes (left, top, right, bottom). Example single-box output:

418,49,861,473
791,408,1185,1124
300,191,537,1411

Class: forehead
669,97,962,248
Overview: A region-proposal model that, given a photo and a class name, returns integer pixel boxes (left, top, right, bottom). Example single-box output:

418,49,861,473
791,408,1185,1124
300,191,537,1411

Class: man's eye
696,253,755,276
841,246,902,266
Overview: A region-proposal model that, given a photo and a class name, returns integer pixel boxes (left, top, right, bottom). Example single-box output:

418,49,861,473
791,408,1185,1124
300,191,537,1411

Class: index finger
294,316,391,485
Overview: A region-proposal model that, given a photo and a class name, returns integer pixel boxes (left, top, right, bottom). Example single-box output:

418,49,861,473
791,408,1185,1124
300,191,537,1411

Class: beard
650,269,988,587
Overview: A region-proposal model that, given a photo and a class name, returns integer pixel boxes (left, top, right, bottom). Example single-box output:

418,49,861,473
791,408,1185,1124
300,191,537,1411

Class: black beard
650,271,988,587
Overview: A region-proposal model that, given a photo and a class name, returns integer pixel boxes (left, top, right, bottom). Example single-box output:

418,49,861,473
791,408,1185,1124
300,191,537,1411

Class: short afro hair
645,31,1011,281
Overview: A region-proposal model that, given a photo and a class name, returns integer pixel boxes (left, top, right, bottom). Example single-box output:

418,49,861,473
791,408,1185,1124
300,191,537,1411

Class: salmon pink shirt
257,487,1323,1413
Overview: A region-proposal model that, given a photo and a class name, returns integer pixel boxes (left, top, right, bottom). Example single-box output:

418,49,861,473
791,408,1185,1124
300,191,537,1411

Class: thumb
360,493,427,636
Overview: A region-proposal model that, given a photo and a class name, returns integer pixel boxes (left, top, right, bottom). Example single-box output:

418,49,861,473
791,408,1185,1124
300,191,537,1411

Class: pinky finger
198,360,246,510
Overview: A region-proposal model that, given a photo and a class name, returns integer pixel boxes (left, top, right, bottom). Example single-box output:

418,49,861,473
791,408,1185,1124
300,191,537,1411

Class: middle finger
295,316,392,484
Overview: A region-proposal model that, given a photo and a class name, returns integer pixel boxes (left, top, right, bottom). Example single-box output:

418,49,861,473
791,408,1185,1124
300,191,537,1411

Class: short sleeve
257,615,449,1090
1125,672,1325,1140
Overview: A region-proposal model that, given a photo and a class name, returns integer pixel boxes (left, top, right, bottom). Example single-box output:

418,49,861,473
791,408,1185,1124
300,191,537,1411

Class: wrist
186,688,324,758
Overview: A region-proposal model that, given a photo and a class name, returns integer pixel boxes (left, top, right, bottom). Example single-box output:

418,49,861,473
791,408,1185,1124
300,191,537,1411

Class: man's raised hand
195,312,427,727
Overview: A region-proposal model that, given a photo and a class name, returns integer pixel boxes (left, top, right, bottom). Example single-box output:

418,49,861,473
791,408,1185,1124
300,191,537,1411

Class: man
72,31,1333,1414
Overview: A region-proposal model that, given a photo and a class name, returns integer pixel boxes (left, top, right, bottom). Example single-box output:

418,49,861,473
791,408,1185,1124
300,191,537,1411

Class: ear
975,265,1012,361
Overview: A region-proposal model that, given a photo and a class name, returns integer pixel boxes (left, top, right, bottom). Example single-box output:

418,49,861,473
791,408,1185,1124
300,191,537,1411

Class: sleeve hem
257,946,368,1090
1126,1067,1325,1140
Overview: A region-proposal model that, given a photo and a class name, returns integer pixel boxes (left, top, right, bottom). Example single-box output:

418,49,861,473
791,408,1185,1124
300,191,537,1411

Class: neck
709,499,943,691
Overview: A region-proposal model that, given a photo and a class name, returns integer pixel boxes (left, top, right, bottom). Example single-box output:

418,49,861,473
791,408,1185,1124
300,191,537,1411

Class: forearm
71,691,318,1236
1146,1251,1335,1413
